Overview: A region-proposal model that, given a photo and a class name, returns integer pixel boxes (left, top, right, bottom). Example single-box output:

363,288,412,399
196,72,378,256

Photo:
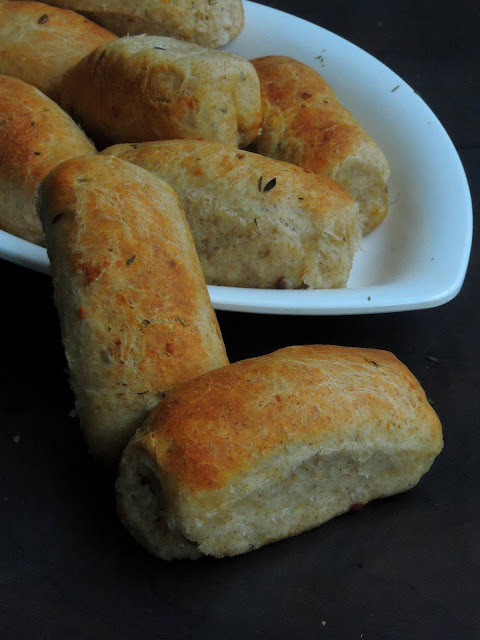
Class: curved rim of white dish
0,0,472,315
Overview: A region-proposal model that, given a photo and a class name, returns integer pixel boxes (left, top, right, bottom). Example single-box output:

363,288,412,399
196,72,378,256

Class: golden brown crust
117,345,443,558
0,75,96,245
59,35,261,148
251,56,391,234
0,1,117,100
134,345,442,494
102,140,360,289
39,0,244,47
38,155,228,463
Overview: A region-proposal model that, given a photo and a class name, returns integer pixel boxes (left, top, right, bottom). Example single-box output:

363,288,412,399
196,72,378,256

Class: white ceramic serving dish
0,1,472,315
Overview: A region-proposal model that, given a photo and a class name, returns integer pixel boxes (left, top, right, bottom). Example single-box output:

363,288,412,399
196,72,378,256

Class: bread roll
59,36,261,148
35,0,244,48
251,56,391,234
0,75,96,245
0,1,117,100
102,140,360,289
37,155,228,463
116,345,443,560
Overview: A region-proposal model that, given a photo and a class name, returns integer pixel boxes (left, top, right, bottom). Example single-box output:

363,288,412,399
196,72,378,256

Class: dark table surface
1,1,479,639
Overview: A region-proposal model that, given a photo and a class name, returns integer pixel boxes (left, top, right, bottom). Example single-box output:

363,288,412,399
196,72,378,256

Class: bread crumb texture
117,345,443,559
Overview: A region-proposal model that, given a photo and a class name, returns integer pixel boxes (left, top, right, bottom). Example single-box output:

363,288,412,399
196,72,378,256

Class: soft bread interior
117,436,437,560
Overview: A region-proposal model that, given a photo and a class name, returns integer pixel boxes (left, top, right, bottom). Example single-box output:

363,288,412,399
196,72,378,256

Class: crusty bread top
102,139,357,213
102,139,360,288
59,35,261,147
251,56,380,175
0,75,96,244
130,345,442,495
0,1,117,99
39,0,245,47
0,75,95,194
251,56,391,233
39,154,228,462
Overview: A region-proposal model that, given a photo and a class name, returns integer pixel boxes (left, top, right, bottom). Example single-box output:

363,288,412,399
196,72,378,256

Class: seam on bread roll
116,345,443,559
37,155,229,463
251,56,391,235
0,75,96,245
102,140,361,289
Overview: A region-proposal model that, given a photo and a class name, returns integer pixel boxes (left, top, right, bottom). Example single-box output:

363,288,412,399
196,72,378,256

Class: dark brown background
1,1,479,638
